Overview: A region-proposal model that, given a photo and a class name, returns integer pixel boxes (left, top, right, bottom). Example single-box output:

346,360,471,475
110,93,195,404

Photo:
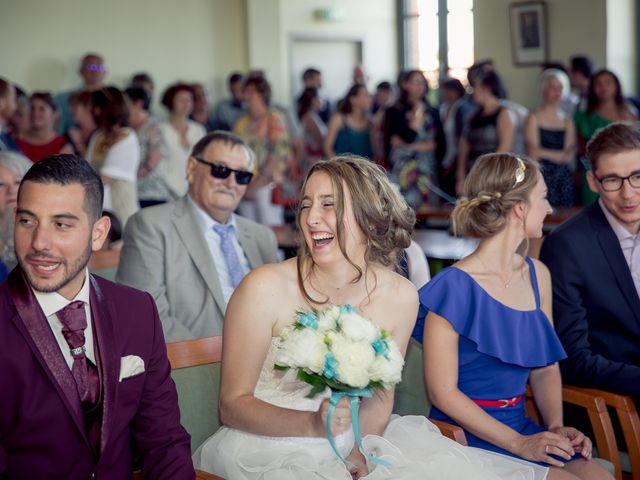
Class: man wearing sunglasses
117,131,278,341
540,122,640,406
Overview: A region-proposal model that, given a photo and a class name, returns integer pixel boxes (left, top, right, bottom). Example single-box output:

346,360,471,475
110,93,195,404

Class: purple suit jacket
0,268,195,479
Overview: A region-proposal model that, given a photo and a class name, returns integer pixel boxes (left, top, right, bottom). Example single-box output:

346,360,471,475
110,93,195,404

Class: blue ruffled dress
418,257,571,463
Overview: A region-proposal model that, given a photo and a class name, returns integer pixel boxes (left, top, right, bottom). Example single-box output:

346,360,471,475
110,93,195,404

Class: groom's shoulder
93,275,151,303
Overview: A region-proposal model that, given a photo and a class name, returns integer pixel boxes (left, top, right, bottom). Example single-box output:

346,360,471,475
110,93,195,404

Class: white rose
275,328,327,374
369,339,404,386
317,305,340,332
330,333,376,388
340,313,380,343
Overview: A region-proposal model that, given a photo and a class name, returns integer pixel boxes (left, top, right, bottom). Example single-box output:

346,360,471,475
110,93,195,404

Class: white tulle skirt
192,415,548,480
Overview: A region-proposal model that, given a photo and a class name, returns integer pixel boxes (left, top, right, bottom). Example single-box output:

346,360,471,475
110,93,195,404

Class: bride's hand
316,397,352,436
346,450,368,479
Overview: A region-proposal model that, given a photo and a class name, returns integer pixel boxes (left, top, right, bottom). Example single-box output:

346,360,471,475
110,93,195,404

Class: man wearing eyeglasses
540,121,640,405
55,53,107,135
117,131,279,341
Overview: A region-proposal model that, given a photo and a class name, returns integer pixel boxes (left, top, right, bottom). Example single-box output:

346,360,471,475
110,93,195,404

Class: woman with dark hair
67,90,97,157
574,69,637,205
439,77,468,196
16,92,72,162
383,70,443,210
297,86,327,174
86,86,140,227
323,84,374,159
160,82,206,199
456,70,514,194
234,75,295,226
8,86,30,140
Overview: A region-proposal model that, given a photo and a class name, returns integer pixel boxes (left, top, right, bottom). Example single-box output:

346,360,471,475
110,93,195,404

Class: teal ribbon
325,389,391,469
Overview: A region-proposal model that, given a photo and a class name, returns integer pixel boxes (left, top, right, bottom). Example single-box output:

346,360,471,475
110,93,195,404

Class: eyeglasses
193,157,254,185
85,63,105,73
595,172,640,192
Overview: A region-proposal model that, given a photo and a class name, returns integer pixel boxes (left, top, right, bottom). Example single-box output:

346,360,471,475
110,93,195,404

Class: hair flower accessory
274,305,403,468
514,157,526,186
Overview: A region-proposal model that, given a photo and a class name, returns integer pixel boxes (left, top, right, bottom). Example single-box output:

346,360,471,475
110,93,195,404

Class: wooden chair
166,336,225,480
564,386,640,480
88,249,121,281
526,385,620,479
393,338,468,444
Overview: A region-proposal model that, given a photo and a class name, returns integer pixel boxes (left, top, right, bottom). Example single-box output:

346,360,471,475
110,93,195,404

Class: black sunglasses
193,157,254,185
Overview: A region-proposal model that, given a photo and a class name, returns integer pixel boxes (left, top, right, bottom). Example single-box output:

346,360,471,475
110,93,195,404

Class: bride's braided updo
452,153,540,238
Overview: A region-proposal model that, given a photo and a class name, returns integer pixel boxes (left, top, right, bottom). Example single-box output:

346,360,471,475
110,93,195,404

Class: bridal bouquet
274,304,404,466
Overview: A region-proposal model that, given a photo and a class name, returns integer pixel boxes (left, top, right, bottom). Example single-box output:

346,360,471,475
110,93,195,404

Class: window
401,0,474,87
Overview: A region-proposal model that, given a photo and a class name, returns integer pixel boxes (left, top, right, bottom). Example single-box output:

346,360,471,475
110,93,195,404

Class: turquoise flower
372,338,390,358
340,304,355,314
324,352,339,380
297,311,319,329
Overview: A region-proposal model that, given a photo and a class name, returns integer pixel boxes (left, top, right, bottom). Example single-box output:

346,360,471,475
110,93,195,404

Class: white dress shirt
188,196,251,307
600,199,640,299
32,269,96,370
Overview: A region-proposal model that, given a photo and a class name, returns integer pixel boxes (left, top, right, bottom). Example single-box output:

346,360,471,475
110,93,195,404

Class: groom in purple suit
0,154,194,479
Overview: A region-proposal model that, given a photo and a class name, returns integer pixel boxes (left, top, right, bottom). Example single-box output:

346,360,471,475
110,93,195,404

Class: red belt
472,395,524,408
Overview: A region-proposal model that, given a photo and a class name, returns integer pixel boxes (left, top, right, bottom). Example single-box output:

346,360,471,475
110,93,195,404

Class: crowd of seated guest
5,52,640,229
1,50,639,478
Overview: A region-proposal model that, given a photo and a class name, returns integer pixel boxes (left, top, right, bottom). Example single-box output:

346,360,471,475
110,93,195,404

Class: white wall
474,0,608,109
2,0,633,113
607,0,637,95
0,0,248,109
247,0,398,106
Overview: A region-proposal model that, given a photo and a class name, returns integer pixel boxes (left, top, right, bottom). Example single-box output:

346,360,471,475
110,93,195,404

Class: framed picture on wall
509,1,548,66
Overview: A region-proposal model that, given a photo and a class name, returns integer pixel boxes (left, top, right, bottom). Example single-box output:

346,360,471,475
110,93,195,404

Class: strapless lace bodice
194,340,547,479
254,338,331,412
250,338,354,451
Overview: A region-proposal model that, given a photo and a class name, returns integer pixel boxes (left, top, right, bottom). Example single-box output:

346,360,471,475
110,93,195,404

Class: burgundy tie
56,301,100,405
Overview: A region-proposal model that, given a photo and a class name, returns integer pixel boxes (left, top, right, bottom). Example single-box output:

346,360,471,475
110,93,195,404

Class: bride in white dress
193,156,548,479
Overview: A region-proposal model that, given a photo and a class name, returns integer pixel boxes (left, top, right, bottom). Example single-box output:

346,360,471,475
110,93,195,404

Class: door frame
288,33,365,103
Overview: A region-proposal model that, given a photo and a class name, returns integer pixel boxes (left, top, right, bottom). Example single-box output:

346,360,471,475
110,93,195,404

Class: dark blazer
540,201,640,397
0,268,194,479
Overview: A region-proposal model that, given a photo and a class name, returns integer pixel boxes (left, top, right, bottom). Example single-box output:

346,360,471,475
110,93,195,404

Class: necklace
474,254,519,289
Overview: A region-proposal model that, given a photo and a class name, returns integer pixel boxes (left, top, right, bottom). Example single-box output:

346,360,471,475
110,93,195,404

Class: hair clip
514,158,526,186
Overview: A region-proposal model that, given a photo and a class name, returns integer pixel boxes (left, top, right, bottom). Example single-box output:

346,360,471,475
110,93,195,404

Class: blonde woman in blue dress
421,153,613,480
193,155,547,479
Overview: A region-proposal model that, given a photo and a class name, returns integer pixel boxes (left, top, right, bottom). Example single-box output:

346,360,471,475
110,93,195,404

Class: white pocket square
119,355,145,382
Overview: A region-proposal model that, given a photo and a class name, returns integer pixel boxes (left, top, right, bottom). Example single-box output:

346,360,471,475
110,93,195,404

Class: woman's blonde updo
296,155,416,303
452,153,540,238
